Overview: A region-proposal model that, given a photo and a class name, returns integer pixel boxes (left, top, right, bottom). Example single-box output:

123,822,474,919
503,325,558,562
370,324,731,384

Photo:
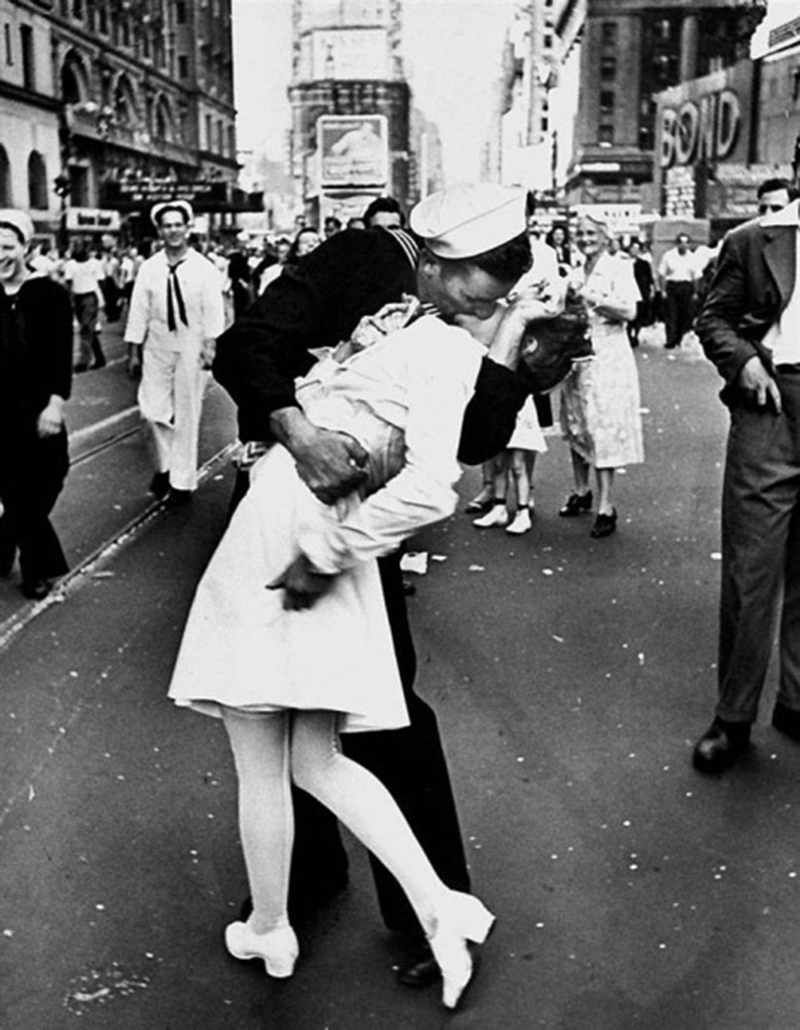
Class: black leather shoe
772,702,800,742
464,495,495,515
692,719,751,774
559,491,592,517
21,578,54,600
149,472,170,498
590,509,617,538
396,940,441,988
165,488,192,507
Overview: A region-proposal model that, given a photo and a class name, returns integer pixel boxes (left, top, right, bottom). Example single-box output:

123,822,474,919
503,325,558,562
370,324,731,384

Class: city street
2,326,800,1030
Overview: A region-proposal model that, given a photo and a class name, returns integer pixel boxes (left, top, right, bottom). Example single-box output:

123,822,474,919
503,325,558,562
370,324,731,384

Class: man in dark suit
213,184,535,983
693,196,800,773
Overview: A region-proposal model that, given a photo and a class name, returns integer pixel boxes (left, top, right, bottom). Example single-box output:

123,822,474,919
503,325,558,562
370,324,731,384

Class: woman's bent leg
292,711,494,1008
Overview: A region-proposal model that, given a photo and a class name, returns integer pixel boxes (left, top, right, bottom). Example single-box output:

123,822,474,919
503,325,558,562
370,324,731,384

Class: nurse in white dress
167,184,538,1010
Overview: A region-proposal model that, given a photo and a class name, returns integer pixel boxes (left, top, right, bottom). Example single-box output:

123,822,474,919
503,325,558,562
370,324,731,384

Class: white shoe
473,505,509,528
505,508,532,535
224,920,299,978
426,892,495,1010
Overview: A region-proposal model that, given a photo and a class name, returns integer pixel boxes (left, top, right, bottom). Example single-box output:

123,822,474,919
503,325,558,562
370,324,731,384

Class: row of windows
204,113,235,158
0,146,51,210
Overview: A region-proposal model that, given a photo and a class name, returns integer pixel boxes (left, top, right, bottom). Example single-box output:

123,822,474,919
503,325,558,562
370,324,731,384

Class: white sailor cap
150,200,194,227
0,209,34,245
409,184,527,260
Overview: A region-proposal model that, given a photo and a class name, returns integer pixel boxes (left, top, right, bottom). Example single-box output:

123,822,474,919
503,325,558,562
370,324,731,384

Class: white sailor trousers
138,344,208,491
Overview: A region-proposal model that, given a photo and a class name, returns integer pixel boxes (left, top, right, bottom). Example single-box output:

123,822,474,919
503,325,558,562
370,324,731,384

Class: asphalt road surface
2,324,800,1030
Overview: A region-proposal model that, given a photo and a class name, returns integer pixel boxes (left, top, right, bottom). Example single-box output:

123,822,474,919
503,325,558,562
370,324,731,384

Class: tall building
0,0,242,245
287,0,433,225
566,0,766,213
488,0,581,214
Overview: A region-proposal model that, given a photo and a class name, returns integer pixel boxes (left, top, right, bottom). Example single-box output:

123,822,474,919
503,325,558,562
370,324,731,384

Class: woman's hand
486,285,561,369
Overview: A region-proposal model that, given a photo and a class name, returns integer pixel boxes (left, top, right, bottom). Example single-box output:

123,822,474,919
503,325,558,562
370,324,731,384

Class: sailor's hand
270,409,368,504
267,553,335,611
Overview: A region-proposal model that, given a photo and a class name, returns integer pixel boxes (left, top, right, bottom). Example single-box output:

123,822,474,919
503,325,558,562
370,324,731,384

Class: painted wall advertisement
654,62,756,220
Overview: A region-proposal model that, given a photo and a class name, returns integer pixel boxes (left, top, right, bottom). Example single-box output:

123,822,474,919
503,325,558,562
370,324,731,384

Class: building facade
487,0,581,226
650,13,800,246
287,0,434,226
565,0,766,219
0,0,241,246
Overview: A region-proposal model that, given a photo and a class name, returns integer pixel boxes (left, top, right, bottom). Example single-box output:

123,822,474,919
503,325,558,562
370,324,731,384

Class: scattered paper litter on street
399,551,428,575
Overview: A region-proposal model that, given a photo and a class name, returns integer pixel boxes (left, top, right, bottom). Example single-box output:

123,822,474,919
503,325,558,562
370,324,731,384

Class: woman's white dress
168,316,485,733
559,253,644,468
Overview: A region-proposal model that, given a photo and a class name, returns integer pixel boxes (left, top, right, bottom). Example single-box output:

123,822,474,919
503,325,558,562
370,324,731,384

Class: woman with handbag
558,215,644,538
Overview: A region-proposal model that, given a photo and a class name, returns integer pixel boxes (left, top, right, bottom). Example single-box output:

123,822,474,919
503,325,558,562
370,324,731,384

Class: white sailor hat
150,199,194,227
0,209,34,245
409,184,527,260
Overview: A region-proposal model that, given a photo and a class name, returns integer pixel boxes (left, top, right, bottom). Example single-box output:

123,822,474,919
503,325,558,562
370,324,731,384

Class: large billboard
318,115,389,188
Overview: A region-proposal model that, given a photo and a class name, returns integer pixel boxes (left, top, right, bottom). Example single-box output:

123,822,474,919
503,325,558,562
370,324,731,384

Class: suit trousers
230,469,471,937
716,371,800,723
664,281,695,349
0,423,69,586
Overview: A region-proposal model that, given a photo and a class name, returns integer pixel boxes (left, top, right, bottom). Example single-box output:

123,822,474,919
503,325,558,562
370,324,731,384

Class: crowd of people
1,171,799,1011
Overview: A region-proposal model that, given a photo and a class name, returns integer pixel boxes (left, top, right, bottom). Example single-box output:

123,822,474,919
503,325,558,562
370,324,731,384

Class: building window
205,114,212,149
28,151,48,209
654,18,672,41
599,90,615,115
176,2,187,24
20,25,34,89
178,54,189,78
601,22,618,46
72,0,83,18
598,124,614,146
69,165,89,208
794,67,800,103
600,56,616,81
0,146,10,206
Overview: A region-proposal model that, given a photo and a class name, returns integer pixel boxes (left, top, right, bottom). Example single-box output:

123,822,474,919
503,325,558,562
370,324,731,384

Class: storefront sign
103,181,229,210
66,208,121,232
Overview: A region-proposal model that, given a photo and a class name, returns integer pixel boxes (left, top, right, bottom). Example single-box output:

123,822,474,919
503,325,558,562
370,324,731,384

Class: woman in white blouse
558,216,644,537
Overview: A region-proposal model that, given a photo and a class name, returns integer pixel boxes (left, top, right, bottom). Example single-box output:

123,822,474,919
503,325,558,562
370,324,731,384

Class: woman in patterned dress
558,215,644,538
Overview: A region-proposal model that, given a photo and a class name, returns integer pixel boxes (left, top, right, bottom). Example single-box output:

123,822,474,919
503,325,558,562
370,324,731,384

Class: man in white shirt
693,198,800,773
657,232,697,349
63,243,106,371
125,201,225,504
